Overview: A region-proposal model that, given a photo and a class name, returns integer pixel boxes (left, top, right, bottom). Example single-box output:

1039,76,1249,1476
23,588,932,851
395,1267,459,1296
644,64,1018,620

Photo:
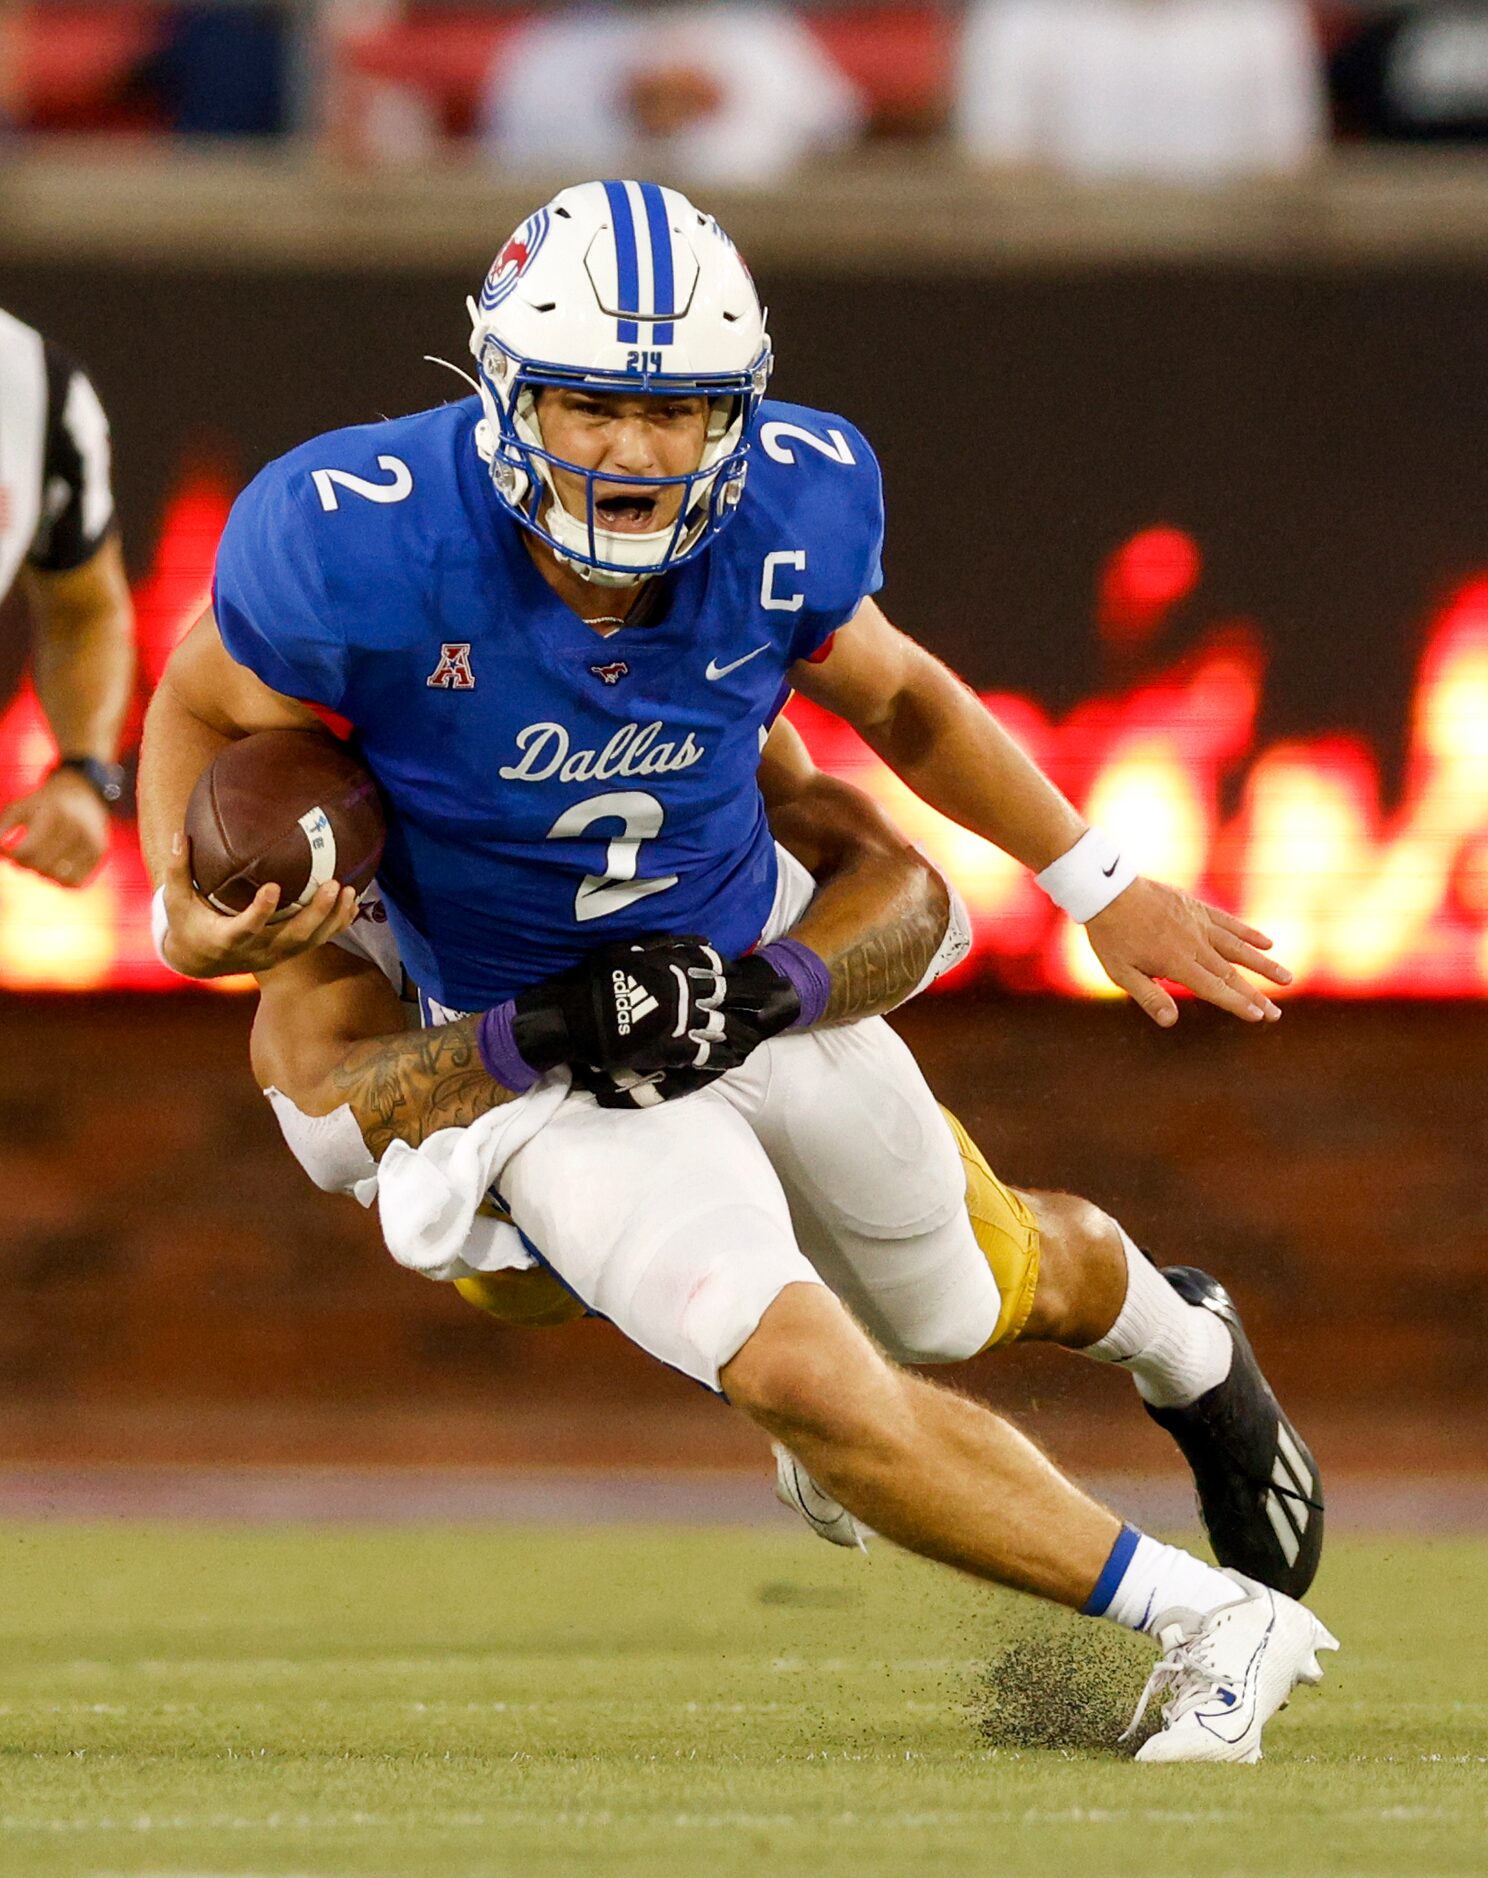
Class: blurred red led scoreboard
1,475,1483,997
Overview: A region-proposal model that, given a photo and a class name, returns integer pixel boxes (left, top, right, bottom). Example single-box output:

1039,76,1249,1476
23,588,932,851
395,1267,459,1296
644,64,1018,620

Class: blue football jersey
212,395,884,1009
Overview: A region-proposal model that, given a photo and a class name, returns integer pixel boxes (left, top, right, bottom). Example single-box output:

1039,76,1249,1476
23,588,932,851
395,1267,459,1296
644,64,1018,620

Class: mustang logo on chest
499,719,707,785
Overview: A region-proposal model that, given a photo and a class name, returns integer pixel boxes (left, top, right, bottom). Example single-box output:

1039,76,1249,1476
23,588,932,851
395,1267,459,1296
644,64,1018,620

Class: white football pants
502,1014,1001,1391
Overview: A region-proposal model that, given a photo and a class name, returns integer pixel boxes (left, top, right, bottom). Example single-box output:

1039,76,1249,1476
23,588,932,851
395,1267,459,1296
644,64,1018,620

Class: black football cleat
1143,1265,1324,1600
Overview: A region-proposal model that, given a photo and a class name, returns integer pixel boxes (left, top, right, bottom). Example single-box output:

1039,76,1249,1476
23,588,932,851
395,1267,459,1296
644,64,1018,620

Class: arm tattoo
329,1015,514,1161
815,868,949,1027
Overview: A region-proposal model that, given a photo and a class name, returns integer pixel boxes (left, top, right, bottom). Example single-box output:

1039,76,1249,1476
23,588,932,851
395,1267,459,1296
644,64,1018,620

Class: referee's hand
0,768,110,888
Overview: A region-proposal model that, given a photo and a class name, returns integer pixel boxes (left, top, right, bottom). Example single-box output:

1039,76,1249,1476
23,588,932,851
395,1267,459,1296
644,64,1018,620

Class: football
185,729,386,919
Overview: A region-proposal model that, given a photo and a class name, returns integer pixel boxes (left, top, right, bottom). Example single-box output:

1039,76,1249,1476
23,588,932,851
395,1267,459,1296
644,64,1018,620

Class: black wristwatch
55,756,126,806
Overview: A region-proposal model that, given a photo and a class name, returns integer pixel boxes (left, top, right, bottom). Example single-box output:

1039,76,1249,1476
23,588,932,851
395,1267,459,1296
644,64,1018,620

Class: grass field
2,1521,1484,1877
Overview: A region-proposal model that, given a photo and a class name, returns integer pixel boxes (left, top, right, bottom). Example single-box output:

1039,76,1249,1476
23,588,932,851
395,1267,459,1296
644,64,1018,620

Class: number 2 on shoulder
311,455,414,513
759,422,856,468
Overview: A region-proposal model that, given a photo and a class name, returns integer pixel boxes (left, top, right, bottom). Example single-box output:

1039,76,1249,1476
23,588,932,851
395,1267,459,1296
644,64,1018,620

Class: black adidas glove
561,942,803,1109
509,937,751,1080
697,950,804,1066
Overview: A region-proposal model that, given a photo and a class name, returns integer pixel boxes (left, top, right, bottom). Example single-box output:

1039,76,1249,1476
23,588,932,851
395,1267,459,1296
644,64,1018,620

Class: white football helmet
467,179,772,587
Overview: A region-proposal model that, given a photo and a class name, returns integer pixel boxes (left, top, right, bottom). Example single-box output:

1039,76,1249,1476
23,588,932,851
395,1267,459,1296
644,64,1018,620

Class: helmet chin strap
543,500,670,588
559,556,652,591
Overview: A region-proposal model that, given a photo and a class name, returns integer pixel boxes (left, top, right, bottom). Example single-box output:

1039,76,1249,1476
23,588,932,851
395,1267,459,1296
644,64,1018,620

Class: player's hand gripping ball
185,729,385,919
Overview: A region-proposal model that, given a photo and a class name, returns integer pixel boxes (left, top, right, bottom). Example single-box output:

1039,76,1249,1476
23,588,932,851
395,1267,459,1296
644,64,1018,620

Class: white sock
1083,1228,1232,1408
1084,1525,1241,1635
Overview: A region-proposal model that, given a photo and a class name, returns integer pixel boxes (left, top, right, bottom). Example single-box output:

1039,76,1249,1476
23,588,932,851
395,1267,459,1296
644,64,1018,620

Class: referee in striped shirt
0,306,134,887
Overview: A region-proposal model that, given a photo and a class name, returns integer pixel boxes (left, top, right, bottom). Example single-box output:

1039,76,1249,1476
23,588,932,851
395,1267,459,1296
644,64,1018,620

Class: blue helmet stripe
639,182,675,346
603,179,641,344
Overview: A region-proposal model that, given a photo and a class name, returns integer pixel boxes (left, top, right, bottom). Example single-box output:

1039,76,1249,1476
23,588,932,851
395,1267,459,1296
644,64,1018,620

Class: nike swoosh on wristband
706,645,770,681
1103,857,1121,877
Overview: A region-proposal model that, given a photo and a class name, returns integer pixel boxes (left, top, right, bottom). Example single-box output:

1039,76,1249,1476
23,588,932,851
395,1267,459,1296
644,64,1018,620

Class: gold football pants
936,1105,1040,1349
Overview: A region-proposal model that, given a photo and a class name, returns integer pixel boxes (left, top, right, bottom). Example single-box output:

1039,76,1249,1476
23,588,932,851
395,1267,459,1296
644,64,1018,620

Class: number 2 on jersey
759,421,857,468
311,455,414,513
546,791,678,923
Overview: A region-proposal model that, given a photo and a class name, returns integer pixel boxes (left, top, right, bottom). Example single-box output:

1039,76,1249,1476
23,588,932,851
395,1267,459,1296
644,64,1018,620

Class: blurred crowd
6,2,1488,184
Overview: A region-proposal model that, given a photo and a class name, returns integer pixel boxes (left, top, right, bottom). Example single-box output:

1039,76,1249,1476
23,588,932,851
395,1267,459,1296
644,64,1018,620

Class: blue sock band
1082,1524,1143,1617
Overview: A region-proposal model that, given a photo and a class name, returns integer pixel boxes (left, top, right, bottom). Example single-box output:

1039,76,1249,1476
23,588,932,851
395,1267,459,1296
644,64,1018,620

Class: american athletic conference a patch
426,642,476,690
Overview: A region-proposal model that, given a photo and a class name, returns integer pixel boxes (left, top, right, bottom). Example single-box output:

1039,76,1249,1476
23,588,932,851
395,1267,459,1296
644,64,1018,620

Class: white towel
371,1071,571,1281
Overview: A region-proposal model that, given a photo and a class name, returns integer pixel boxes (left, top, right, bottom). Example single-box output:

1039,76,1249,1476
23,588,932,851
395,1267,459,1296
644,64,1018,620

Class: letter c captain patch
427,642,476,690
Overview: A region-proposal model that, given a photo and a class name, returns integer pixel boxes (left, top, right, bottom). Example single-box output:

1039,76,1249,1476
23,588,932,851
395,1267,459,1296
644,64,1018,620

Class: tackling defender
140,181,1334,1761
213,710,1322,1589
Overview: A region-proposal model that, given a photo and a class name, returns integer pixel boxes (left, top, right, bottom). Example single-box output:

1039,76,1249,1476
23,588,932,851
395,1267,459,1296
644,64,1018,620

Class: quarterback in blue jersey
140,180,1332,1762
207,385,882,1011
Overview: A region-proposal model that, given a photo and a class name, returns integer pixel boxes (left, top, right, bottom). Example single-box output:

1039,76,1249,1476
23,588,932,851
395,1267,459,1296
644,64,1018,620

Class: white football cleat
1124,1574,1339,1764
772,1443,869,1551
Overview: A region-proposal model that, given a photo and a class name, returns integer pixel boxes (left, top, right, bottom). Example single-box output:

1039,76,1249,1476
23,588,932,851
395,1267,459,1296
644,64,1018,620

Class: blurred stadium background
0,0,1484,1506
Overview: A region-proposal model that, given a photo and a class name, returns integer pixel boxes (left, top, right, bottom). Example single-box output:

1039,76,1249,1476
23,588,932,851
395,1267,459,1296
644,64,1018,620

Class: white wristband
150,884,192,977
1035,827,1137,924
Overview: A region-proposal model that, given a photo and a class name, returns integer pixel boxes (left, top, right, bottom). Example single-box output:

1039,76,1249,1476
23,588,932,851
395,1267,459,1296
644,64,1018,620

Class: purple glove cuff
757,937,831,1030
477,999,540,1094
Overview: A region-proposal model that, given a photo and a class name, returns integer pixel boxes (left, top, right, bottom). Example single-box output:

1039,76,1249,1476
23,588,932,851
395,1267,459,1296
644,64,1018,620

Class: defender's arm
251,946,512,1162
251,947,556,1323
759,714,950,1025
791,597,1290,1028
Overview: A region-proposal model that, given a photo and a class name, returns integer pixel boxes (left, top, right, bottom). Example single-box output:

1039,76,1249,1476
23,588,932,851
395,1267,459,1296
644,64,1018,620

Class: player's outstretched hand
160,830,359,979
1085,876,1292,1027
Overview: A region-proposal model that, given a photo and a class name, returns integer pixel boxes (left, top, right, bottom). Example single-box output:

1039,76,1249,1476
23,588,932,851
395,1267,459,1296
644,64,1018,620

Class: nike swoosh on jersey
705,644,770,681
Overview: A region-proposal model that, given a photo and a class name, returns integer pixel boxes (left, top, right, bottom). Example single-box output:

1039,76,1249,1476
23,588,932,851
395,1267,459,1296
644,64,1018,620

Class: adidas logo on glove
611,969,660,1036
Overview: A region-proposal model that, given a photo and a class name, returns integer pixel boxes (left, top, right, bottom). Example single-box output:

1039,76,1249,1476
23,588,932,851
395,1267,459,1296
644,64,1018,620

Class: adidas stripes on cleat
1144,1266,1324,1600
